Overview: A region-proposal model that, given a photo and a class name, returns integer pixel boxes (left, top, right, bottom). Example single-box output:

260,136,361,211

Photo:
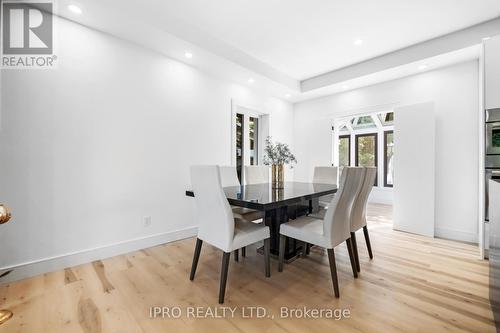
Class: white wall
0,17,293,279
293,61,479,243
393,102,435,237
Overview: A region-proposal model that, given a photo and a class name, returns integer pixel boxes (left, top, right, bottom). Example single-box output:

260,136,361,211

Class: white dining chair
189,165,271,303
313,166,339,209
219,166,264,222
218,166,264,260
219,166,241,187
313,166,339,185
350,167,377,272
278,167,364,297
245,165,270,185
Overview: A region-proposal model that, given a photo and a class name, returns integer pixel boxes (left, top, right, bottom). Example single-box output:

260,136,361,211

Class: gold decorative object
264,137,296,189
0,204,11,224
0,204,13,325
271,188,284,202
0,310,13,325
271,164,285,189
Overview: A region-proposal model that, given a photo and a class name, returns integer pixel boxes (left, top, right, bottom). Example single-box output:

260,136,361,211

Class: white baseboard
0,226,198,283
434,227,478,243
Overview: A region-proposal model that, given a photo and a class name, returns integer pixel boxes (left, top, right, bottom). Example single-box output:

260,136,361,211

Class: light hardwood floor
0,204,495,332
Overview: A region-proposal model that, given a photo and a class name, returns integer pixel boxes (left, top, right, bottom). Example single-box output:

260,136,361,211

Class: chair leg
346,238,358,278
219,252,231,304
363,226,373,259
326,248,340,298
234,249,239,262
241,246,246,257
189,238,203,280
350,232,360,272
278,235,286,272
264,238,271,277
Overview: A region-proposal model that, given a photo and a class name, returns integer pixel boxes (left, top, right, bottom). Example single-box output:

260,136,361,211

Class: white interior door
231,102,265,183
393,102,435,237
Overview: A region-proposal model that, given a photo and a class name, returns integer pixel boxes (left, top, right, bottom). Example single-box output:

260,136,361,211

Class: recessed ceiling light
68,4,82,14
342,85,349,90
184,52,193,59
418,64,428,70
285,93,291,98
248,78,255,84
353,39,363,46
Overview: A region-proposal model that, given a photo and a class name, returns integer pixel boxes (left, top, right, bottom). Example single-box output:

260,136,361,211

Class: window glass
378,112,394,126
339,135,350,167
249,117,258,165
351,116,376,129
356,134,377,167
355,133,378,185
236,113,244,182
384,131,394,187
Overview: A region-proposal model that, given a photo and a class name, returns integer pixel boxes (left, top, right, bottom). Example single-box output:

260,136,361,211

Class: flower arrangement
262,137,297,188
263,137,297,167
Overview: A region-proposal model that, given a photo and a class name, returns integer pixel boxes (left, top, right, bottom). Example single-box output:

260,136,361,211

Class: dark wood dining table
185,181,337,261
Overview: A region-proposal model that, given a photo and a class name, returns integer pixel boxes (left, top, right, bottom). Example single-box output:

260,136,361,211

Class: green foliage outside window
357,136,376,167
339,137,350,167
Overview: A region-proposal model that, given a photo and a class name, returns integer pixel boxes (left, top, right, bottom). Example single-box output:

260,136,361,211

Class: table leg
280,206,302,261
264,209,277,254
260,206,304,262
309,198,320,214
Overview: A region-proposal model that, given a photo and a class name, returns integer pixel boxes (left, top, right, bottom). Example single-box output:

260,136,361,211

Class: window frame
384,130,394,188
355,132,378,185
338,134,351,167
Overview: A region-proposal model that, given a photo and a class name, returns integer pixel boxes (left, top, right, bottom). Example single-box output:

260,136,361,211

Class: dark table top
185,181,337,211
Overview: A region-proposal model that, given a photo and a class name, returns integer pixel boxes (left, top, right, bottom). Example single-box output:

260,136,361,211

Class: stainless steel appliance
489,179,500,331
486,108,500,221
486,169,500,220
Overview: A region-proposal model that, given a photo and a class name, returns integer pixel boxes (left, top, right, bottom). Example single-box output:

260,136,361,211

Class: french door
233,111,261,183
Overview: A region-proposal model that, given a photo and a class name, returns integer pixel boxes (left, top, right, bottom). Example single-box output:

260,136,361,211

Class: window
236,113,244,182
378,112,394,126
338,135,350,167
384,130,394,187
338,124,349,133
355,133,378,185
351,115,376,130
335,111,394,188
249,117,258,165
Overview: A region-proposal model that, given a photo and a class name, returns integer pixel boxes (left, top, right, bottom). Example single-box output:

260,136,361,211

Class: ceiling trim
301,17,500,92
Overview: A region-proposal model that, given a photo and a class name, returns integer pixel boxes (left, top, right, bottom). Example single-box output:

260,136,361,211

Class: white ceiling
108,0,500,80
56,0,500,101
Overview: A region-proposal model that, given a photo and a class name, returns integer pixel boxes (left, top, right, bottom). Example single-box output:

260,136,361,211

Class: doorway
231,102,268,184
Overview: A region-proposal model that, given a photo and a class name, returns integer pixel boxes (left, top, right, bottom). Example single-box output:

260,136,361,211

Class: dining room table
185,181,338,262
